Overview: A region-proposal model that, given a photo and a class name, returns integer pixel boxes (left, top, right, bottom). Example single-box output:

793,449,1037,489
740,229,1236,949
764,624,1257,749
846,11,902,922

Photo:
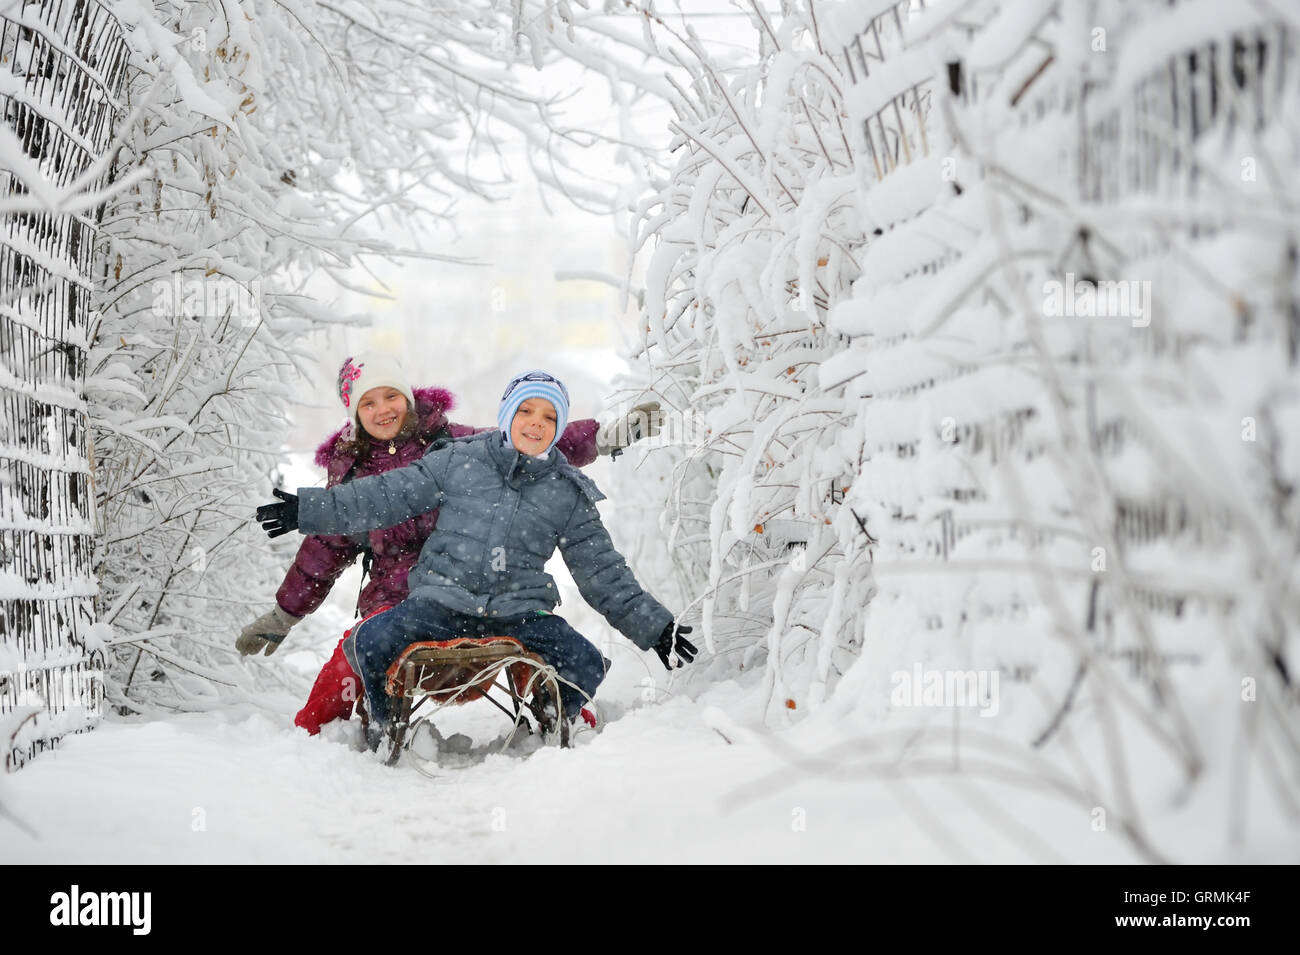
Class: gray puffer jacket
296,431,673,650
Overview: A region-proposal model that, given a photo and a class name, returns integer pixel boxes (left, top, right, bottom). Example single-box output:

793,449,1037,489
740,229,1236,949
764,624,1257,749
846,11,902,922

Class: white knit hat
337,353,416,431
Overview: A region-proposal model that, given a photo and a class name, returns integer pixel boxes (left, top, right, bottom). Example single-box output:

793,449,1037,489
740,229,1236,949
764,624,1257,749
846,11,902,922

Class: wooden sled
358,635,571,766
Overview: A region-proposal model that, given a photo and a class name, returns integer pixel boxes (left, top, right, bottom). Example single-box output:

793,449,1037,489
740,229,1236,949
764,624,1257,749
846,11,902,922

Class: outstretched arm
557,494,673,650
294,447,451,537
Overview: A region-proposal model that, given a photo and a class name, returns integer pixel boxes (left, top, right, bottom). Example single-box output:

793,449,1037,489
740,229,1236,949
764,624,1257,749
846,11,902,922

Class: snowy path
4,586,1292,864
0,669,1141,865
6,667,1296,864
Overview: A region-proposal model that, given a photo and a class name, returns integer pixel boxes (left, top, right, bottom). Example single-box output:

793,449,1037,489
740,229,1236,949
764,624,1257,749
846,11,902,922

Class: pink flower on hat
338,356,364,409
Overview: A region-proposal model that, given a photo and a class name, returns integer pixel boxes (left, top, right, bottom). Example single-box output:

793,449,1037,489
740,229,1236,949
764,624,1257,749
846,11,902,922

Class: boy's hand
654,623,697,669
256,488,299,538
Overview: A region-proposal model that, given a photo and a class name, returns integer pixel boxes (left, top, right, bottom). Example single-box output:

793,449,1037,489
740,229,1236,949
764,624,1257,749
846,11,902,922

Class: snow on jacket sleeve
557,494,673,650
298,446,451,537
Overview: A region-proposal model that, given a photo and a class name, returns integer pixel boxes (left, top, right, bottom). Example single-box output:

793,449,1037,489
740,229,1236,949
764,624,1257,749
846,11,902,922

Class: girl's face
357,387,409,441
511,398,557,455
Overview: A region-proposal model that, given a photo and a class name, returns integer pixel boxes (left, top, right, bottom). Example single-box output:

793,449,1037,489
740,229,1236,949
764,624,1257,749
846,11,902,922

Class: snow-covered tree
2,0,132,765
612,0,870,718
614,0,1300,859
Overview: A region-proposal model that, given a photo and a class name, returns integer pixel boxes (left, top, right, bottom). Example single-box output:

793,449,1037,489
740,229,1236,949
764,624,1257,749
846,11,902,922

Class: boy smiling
510,398,558,455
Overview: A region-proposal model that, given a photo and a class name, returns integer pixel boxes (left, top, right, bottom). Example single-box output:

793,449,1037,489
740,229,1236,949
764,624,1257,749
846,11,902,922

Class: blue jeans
342,597,608,726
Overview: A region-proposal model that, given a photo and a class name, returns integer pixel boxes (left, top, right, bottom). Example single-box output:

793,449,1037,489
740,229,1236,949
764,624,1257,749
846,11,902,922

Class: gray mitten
236,605,303,657
597,401,662,456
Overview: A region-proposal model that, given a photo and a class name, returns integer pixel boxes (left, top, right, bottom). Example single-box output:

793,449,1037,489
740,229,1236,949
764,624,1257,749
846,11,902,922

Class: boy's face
511,398,557,455
357,387,409,441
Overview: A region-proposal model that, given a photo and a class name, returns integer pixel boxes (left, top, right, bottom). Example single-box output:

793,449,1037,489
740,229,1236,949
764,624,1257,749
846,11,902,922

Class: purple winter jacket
275,386,599,619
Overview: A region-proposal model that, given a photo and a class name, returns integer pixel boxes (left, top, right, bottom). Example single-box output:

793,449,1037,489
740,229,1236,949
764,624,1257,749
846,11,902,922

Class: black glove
256,488,299,538
654,623,697,670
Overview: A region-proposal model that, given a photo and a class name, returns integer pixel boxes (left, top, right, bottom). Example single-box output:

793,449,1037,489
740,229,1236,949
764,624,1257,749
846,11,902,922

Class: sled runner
357,636,572,766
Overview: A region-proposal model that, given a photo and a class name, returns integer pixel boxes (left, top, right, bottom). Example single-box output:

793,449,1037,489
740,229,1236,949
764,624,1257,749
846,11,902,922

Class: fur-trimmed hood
314,386,456,476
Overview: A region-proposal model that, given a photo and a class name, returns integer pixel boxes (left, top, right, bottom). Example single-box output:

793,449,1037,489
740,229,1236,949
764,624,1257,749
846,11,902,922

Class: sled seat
384,636,546,704
367,635,569,765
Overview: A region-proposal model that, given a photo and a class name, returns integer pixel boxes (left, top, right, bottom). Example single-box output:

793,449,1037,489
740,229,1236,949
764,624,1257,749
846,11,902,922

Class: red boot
294,638,361,735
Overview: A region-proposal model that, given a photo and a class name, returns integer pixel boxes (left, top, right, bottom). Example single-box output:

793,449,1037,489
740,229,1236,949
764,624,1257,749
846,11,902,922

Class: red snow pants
294,638,360,735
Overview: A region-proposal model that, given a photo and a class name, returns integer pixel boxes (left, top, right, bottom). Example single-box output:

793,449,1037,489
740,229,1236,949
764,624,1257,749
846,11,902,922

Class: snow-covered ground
0,684,1104,865
6,599,1295,864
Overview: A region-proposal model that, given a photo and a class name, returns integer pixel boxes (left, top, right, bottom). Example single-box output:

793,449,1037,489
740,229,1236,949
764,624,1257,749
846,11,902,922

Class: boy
255,370,696,739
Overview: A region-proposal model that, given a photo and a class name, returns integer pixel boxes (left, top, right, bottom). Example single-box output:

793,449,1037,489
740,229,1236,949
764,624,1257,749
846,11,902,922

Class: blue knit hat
498,370,570,454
